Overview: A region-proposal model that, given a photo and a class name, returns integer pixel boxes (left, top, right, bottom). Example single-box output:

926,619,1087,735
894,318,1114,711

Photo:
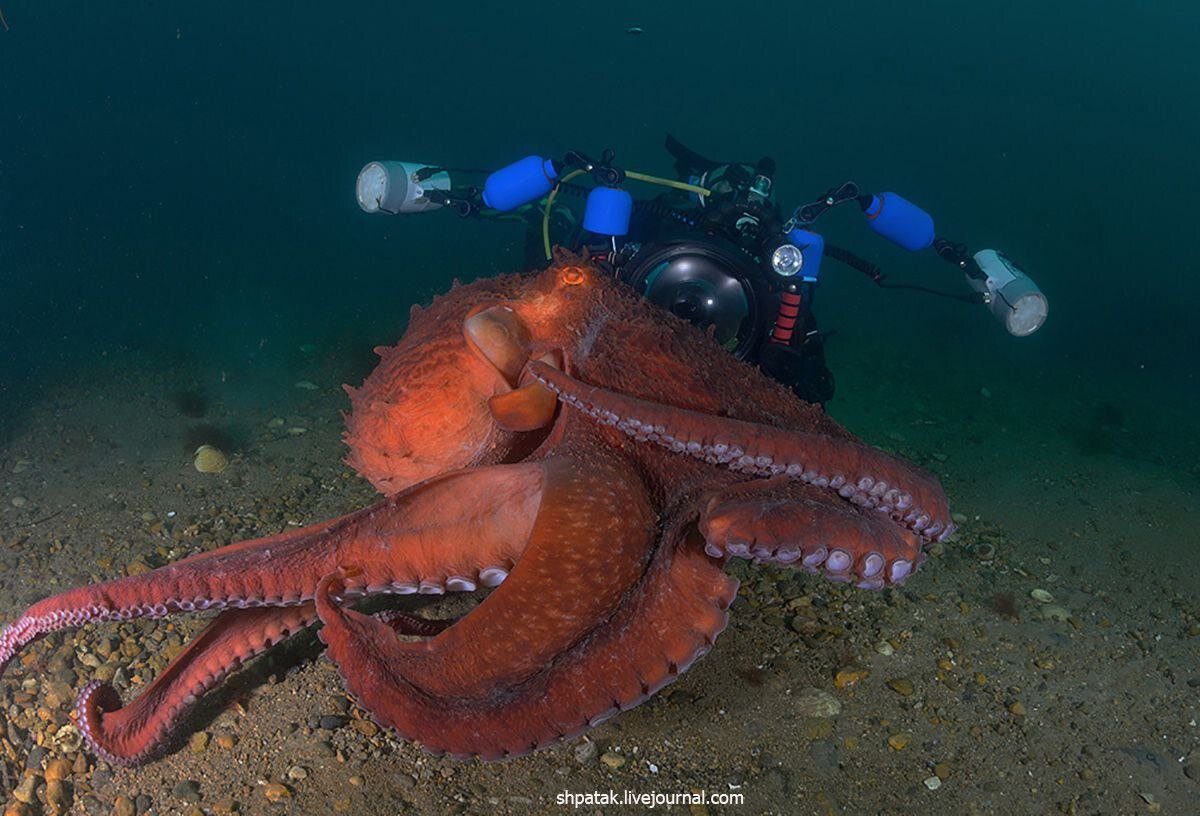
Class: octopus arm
0,464,544,676
315,520,737,760
528,361,954,542
699,477,926,589
76,604,317,766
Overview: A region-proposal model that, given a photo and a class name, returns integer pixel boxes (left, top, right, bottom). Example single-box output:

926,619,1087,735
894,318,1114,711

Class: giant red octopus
0,254,953,764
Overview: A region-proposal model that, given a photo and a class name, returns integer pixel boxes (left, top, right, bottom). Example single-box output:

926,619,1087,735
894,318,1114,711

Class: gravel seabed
1,341,1196,816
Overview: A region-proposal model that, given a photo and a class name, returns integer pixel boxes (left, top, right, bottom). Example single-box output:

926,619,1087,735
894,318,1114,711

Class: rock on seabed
795,688,842,718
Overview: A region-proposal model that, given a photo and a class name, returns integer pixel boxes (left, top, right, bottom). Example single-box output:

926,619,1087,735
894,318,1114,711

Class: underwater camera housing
610,145,800,361
617,237,765,360
356,137,1049,385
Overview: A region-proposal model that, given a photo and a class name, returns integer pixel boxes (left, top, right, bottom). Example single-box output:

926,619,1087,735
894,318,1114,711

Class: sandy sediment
0,349,1196,816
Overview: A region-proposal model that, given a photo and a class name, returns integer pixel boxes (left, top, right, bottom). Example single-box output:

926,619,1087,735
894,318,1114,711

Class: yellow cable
625,170,710,197
543,169,586,260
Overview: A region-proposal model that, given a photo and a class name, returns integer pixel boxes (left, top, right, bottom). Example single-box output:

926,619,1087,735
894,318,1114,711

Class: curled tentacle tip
76,679,122,718
315,572,349,608
75,680,148,767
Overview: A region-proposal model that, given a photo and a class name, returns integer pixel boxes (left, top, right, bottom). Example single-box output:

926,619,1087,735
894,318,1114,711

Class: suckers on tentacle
527,361,955,544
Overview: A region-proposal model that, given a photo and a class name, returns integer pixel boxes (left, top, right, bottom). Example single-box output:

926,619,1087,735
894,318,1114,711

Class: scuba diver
354,136,1049,407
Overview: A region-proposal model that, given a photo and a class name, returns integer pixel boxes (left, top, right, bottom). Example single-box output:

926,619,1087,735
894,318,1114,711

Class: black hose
875,281,983,303
824,242,980,303
824,243,882,282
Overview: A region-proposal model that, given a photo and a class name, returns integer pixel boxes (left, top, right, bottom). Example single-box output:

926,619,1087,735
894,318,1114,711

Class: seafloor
0,329,1196,816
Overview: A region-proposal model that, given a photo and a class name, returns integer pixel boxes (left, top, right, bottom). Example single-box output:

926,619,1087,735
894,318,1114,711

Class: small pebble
12,773,39,804
215,733,237,750
286,765,309,781
11,496,28,508
318,714,348,731
43,758,72,782
172,780,202,803
1040,605,1071,623
1030,588,1054,603
887,733,911,751
887,678,915,697
262,783,291,803
1008,701,1027,716
574,740,598,764
112,795,136,816
923,775,942,790
189,731,210,753
874,641,895,657
833,667,869,689
795,688,842,718
351,718,378,738
45,779,70,813
600,751,626,769
193,445,228,474
1184,759,1199,781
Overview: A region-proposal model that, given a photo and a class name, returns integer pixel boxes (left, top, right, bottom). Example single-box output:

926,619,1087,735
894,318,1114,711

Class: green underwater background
1,2,1198,815
3,1,1198,403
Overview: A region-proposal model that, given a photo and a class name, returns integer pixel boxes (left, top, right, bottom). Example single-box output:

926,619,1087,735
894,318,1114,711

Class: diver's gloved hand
757,342,835,407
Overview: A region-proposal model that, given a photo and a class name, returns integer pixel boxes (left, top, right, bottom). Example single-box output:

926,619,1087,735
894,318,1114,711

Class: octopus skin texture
0,253,953,764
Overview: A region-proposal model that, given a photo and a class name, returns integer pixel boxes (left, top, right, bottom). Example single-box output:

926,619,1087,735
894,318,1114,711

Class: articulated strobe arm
788,185,1048,337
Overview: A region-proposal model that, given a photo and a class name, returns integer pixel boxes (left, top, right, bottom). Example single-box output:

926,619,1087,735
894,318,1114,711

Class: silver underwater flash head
356,161,451,214
967,250,1048,337
770,243,804,277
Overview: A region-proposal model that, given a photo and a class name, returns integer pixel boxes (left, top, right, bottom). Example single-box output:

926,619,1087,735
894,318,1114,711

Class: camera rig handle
785,181,862,228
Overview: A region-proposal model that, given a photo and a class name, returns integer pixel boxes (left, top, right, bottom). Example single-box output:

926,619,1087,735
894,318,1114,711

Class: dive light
770,243,804,277
356,161,450,214
777,228,824,281
967,250,1048,337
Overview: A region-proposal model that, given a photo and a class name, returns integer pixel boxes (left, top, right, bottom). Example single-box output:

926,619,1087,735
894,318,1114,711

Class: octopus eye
560,266,586,286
